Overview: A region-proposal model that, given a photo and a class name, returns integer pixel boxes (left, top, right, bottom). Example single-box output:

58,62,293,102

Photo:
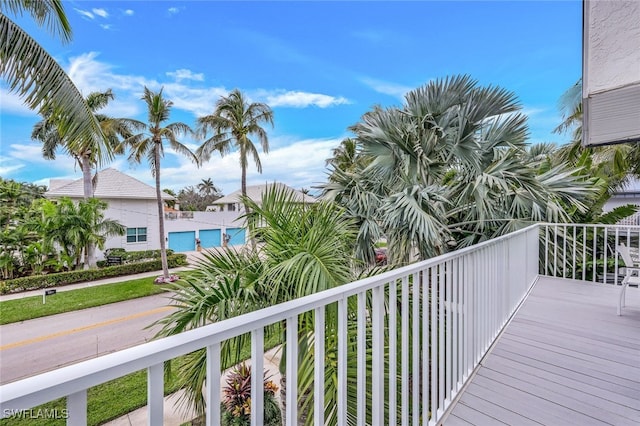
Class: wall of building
584,1,640,93
101,198,160,256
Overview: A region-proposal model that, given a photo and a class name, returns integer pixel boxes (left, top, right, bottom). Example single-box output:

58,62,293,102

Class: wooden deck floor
443,276,640,426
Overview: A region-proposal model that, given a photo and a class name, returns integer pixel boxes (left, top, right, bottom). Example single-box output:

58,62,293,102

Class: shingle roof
212,182,316,205
45,168,175,200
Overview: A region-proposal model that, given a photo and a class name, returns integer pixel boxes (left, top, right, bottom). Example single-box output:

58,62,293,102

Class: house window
127,227,147,243
227,203,236,211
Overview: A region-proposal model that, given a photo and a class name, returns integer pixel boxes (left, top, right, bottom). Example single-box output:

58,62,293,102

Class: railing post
147,363,164,426
372,285,384,426
285,317,297,426
314,307,325,426
251,328,264,426
357,292,366,425
206,343,221,426
337,298,347,426
67,390,87,426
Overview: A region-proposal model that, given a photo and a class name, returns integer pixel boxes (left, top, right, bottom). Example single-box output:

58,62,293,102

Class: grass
0,271,198,325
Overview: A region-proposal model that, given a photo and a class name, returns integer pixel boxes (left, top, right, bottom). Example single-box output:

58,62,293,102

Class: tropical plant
124,87,198,279
196,89,274,205
0,0,107,160
154,185,362,423
32,89,141,268
220,363,281,426
322,75,599,265
33,197,125,270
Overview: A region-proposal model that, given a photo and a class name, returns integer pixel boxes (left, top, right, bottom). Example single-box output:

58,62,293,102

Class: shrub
0,254,188,294
220,363,281,426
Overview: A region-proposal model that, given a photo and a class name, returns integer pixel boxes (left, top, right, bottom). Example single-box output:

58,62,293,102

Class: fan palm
0,1,107,160
31,89,141,268
124,87,198,279
322,75,598,264
196,89,274,203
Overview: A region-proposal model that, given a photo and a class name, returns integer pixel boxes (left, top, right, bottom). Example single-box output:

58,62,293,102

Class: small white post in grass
43,289,56,304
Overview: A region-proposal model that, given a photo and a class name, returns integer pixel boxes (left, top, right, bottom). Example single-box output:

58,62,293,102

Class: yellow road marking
0,306,173,351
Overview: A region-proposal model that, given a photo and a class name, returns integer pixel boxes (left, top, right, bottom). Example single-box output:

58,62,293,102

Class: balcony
1,223,639,425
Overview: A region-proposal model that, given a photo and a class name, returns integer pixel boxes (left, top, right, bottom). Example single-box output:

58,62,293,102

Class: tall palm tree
196,89,274,203
125,87,198,280
0,1,107,159
31,90,141,268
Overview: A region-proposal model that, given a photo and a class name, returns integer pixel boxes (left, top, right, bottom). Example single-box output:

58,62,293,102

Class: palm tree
322,75,598,264
154,185,361,422
0,1,107,160
196,89,274,204
197,178,220,197
125,87,198,280
32,90,141,268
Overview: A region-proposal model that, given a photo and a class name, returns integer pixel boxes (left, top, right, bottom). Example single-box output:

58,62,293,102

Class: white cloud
0,88,38,116
264,91,350,108
360,77,412,99
100,24,112,30
124,9,134,16
92,8,109,18
74,8,94,19
163,84,227,117
145,137,342,194
166,69,205,82
168,7,180,15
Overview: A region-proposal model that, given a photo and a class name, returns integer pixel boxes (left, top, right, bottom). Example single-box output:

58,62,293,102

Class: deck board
443,277,640,425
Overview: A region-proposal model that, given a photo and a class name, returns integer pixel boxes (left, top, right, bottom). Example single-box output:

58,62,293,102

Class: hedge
0,254,188,294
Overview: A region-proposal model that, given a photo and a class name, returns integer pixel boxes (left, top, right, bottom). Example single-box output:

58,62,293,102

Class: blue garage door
168,231,196,252
199,229,221,248
226,227,246,246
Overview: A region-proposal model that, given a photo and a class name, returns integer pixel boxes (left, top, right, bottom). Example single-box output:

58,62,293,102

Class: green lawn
0,271,199,325
0,277,169,325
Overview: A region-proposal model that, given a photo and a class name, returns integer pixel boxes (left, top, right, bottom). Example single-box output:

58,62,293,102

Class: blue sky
1,0,582,195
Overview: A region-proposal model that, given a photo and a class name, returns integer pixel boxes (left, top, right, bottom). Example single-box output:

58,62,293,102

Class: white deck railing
540,223,640,285
0,223,579,426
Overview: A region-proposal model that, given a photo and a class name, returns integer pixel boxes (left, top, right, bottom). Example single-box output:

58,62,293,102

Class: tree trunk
155,144,170,279
81,153,98,270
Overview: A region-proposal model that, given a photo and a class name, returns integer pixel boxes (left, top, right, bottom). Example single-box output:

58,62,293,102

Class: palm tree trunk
155,144,170,279
81,153,98,269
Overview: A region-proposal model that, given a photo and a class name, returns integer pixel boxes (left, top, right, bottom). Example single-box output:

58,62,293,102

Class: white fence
1,225,541,425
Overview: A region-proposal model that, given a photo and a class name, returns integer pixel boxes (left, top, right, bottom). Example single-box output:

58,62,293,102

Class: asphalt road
0,294,176,385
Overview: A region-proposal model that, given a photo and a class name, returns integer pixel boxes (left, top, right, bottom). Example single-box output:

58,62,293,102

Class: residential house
45,168,173,258
206,182,316,213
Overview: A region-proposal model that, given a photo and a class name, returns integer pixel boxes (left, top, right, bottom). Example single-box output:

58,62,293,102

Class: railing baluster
424,268,431,423
147,363,163,426
285,318,297,426
582,225,587,281
388,279,397,426
603,227,608,284
412,272,420,426
572,226,577,280
432,265,440,422
313,307,325,426
401,276,409,425
372,285,384,426
337,298,347,426
452,257,459,393
206,343,221,426
251,328,264,426
446,260,452,403
67,390,87,426
357,292,366,425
